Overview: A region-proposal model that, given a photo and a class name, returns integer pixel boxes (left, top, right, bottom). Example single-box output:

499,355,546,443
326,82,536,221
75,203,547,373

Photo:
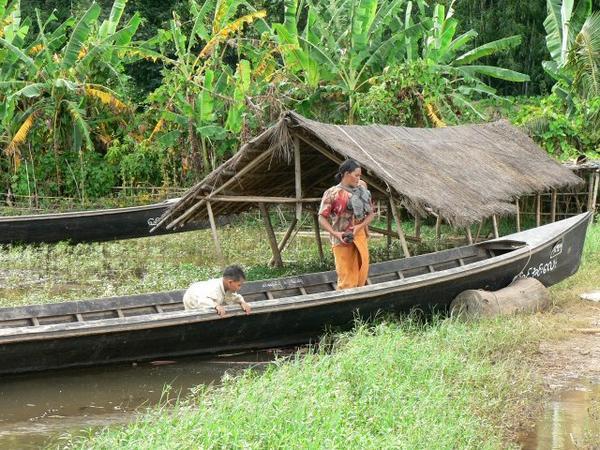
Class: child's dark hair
223,265,246,281
334,159,361,183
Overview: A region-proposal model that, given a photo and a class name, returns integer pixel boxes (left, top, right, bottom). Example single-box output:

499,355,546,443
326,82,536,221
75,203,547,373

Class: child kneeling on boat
183,265,251,317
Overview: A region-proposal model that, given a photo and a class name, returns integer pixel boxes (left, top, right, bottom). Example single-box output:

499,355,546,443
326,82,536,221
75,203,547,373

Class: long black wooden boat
0,199,209,244
0,212,592,375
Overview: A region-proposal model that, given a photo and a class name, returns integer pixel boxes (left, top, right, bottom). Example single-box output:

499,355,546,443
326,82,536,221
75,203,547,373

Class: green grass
64,316,551,450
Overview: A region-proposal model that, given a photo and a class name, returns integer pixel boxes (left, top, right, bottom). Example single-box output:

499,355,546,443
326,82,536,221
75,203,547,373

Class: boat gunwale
0,199,179,222
0,243,533,342
0,241,494,319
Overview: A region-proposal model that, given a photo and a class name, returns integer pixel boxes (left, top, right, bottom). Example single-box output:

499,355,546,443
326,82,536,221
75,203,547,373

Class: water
519,381,600,449
0,351,279,449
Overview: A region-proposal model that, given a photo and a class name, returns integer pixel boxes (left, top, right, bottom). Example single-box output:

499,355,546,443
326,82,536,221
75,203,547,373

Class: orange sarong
332,228,369,289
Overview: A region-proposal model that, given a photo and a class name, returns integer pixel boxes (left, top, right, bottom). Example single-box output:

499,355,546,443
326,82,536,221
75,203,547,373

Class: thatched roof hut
154,111,582,234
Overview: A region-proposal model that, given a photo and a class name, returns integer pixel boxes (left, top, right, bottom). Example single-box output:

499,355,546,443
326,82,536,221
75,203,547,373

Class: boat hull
0,213,591,375
0,202,213,244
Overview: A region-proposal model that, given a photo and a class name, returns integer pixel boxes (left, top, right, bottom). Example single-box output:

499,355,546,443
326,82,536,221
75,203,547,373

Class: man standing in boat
318,160,375,289
183,265,251,317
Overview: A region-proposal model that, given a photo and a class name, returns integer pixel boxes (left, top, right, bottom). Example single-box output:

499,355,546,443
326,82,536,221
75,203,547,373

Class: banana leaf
99,0,127,39
61,3,101,69
459,65,530,82
453,35,522,66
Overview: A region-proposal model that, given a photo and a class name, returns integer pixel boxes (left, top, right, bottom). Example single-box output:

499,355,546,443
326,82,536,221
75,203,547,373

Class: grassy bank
55,220,599,449
66,316,553,450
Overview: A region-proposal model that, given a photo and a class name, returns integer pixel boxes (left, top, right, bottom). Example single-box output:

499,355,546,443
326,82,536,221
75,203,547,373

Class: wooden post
591,172,599,213
551,189,557,222
435,214,442,240
386,200,392,256
414,215,421,240
206,202,225,267
466,226,473,245
293,137,302,220
492,215,499,239
536,193,541,227
390,197,410,257
259,202,283,268
312,213,324,262
515,198,521,232
587,173,595,212
269,217,298,266
474,220,484,243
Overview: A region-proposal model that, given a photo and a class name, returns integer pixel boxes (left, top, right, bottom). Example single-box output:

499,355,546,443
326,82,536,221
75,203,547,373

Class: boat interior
0,240,525,330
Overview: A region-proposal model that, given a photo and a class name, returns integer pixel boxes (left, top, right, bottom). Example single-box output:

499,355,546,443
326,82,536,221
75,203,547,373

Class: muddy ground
536,299,600,389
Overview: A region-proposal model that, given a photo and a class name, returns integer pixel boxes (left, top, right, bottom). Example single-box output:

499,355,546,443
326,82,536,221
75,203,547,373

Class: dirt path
535,300,600,389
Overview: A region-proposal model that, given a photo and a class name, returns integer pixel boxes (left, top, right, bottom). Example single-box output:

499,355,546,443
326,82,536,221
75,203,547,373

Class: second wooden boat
0,199,212,244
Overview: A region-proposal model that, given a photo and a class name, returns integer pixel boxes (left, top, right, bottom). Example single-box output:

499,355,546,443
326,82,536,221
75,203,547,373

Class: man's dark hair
223,265,246,281
334,159,361,183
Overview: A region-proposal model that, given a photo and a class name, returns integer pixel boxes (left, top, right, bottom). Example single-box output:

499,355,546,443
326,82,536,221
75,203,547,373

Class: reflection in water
0,351,278,449
519,382,600,449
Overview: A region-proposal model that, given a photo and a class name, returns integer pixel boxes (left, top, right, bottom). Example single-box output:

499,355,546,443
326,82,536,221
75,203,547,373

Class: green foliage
356,3,528,126
542,0,599,123
0,0,144,200
509,95,600,159
106,137,166,186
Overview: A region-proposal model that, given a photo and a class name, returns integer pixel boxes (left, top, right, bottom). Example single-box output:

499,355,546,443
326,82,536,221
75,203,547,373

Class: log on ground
450,277,550,319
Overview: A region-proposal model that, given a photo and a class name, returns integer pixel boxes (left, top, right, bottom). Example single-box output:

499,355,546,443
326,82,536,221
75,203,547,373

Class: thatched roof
155,111,582,230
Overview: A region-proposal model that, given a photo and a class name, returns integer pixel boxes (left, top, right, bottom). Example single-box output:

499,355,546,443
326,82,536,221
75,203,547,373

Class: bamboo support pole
516,198,521,232
293,137,302,220
435,214,442,240
474,220,484,243
197,195,321,203
466,226,473,245
536,193,541,227
414,215,421,240
206,202,225,267
551,189,557,222
389,197,410,257
259,202,283,268
368,226,422,243
492,215,499,239
587,173,595,211
312,213,325,262
269,217,298,266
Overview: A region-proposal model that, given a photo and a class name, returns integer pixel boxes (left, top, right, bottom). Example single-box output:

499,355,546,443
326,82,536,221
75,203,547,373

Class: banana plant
274,0,423,123
146,0,270,175
419,2,528,120
543,0,598,113
0,1,139,197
